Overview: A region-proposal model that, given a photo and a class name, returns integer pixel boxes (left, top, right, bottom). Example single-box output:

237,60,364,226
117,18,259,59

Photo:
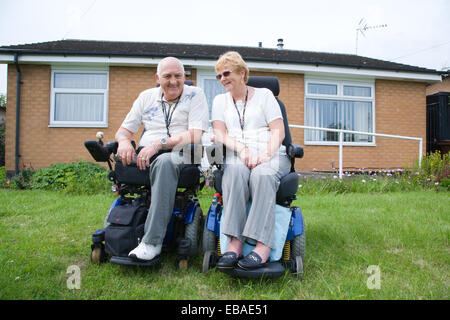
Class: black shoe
237,251,268,270
217,252,241,269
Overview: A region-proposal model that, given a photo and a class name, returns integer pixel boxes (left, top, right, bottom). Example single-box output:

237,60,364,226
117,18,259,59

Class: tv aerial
355,18,387,55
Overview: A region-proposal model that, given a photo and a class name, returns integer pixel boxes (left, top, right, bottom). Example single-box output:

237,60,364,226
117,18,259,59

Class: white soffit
0,53,442,83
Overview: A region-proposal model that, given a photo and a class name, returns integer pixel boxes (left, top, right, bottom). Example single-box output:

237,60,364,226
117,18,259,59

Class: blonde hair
215,51,249,83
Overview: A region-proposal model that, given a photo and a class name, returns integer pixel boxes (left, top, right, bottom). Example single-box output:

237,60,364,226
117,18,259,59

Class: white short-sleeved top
211,87,285,155
121,85,209,147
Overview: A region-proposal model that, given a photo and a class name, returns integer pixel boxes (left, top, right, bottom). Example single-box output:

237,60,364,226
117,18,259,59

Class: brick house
0,39,443,176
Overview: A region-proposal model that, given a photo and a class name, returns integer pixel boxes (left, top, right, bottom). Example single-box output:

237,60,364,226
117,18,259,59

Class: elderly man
115,57,209,261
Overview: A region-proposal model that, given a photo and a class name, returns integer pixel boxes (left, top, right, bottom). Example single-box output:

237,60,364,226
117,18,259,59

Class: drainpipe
14,53,21,175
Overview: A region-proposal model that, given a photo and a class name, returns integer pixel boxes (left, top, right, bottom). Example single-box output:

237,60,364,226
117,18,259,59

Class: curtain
54,73,107,89
305,98,372,142
203,79,226,118
55,93,104,121
53,72,107,123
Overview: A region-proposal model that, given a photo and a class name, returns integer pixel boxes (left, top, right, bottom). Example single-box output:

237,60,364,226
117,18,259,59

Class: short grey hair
157,57,185,76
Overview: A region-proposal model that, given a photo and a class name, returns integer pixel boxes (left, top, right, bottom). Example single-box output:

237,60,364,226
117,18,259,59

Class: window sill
48,123,108,128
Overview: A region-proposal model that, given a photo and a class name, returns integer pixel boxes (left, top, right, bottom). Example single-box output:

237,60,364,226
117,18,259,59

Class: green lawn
0,189,448,300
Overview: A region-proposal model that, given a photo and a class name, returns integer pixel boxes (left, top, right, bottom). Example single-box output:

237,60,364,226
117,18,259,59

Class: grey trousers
220,153,291,249
142,152,187,245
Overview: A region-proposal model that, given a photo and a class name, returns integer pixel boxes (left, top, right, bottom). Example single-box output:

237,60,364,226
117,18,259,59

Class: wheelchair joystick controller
96,131,104,146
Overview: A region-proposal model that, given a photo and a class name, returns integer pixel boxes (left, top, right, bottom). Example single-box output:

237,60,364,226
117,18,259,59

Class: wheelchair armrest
106,142,118,155
287,144,304,159
276,172,299,206
84,140,119,162
85,140,113,162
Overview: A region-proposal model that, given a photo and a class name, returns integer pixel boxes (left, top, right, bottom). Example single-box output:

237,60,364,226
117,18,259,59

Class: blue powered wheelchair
202,76,306,279
85,134,204,269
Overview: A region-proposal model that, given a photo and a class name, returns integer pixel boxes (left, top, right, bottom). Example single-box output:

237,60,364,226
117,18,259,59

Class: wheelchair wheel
202,215,216,253
202,250,217,273
294,256,303,279
184,205,202,257
291,218,305,279
175,256,189,270
91,243,106,264
291,219,306,260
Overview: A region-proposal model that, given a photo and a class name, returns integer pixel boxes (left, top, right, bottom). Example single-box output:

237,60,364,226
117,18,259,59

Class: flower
362,179,366,183
435,182,440,186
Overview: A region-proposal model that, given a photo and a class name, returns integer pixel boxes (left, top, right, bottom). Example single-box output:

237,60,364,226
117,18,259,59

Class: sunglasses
216,70,232,80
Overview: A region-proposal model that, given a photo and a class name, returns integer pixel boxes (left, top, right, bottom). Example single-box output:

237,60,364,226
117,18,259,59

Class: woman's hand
239,147,259,169
257,153,271,165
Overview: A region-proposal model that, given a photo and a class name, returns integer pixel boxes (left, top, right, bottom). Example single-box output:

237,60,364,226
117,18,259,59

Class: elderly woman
211,51,291,270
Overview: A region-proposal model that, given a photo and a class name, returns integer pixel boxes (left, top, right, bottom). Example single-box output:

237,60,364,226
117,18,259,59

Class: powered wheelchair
85,109,204,269
202,76,306,279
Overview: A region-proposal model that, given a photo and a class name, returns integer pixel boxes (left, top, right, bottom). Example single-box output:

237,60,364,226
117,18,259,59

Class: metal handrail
288,124,423,179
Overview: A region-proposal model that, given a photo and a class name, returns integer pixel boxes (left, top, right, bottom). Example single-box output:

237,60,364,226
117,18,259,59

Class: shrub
12,165,35,189
416,150,450,182
298,152,450,195
0,166,6,187
31,161,112,194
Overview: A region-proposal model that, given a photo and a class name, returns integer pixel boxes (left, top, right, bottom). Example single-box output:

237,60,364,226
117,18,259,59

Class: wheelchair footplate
110,254,162,267
218,261,286,279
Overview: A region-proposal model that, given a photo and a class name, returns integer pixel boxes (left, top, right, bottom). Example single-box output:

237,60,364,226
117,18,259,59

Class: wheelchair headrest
247,76,280,96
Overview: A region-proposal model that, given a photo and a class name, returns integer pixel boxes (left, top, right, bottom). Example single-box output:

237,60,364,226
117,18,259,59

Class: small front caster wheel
175,256,188,270
202,250,217,273
91,243,106,264
294,256,303,280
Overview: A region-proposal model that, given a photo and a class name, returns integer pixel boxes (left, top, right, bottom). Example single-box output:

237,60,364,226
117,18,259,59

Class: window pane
54,73,107,89
344,85,371,97
307,83,337,95
55,93,104,121
204,79,226,118
305,98,373,142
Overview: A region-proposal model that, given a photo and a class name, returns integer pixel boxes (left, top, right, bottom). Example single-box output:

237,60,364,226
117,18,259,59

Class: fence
288,125,423,179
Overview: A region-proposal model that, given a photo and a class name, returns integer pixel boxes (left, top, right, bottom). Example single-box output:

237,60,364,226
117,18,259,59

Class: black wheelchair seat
114,161,200,189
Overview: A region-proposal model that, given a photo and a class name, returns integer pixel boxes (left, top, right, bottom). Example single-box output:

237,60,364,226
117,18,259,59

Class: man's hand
115,127,135,166
136,143,159,170
117,140,135,166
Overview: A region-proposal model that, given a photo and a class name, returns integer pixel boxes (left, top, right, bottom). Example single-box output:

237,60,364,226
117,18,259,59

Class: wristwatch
160,137,167,150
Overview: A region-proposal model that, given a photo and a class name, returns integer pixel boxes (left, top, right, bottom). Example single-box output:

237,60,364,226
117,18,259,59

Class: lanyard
232,87,248,131
161,93,180,137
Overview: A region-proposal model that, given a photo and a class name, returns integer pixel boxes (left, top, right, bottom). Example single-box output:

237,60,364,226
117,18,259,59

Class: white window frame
304,77,376,146
49,67,109,127
196,69,227,123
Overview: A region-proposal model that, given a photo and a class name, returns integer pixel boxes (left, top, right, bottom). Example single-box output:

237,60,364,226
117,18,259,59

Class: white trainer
129,242,162,261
